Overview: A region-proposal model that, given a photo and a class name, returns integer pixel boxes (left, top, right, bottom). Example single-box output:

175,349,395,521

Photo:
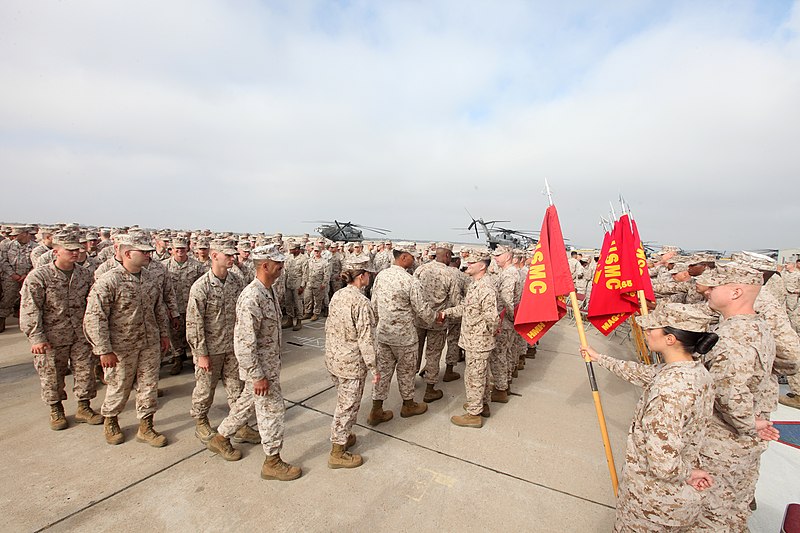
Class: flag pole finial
609,201,617,222
543,179,554,206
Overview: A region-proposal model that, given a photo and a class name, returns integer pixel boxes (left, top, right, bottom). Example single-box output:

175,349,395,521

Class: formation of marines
2,222,798,531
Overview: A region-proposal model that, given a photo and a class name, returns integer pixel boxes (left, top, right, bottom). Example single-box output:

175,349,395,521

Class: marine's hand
755,417,780,441
160,336,171,354
687,469,713,491
254,378,270,396
372,372,381,385
31,342,51,355
197,355,211,372
100,353,118,368
579,345,601,362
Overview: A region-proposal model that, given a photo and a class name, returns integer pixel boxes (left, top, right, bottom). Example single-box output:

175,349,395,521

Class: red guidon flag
514,205,575,345
587,220,639,335
617,214,655,307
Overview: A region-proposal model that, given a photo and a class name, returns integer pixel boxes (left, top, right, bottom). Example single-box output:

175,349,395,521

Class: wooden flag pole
569,291,620,497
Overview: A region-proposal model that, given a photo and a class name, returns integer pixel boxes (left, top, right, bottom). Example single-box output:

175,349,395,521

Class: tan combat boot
423,384,444,403
194,416,216,444
451,413,483,428
75,400,103,425
104,416,124,445
310,314,319,322
49,402,68,431
511,368,519,379
292,318,302,331
207,434,242,461
491,388,509,403
281,316,293,329
442,364,461,382
232,424,261,444
779,393,800,410
261,454,302,481
136,415,168,447
345,433,356,451
366,400,393,427
526,345,537,359
400,399,428,418
517,357,525,370
462,402,490,418
328,443,363,469
169,355,183,376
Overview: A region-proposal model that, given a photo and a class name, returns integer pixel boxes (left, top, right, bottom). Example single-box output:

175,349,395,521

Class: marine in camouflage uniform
20,232,102,430
29,227,55,268
83,233,171,447
186,239,248,444
587,303,716,532
283,241,308,330
445,258,469,371
441,251,499,427
368,243,436,425
303,246,329,320
694,264,777,531
0,226,36,330
324,259,379,468
491,247,519,402
163,237,207,374
414,242,461,401
209,245,301,480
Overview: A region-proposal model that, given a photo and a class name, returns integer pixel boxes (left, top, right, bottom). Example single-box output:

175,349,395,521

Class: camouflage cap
84,231,100,241
237,240,252,251
668,262,688,274
312,244,321,251
343,257,375,273
695,262,763,287
436,242,454,251
465,251,491,263
384,240,392,246
393,241,416,254
731,251,778,272
288,240,301,250
171,237,188,249
195,238,210,249
116,233,156,252
635,303,714,333
210,239,237,255
687,253,715,266
492,245,512,256
9,225,33,236
38,225,58,235
251,244,286,262
52,231,82,250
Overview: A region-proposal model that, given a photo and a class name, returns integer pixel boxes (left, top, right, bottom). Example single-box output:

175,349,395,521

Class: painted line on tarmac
35,448,207,532
295,402,615,511
285,384,336,410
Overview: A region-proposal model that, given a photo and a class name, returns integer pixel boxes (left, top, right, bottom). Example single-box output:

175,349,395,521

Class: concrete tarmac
0,315,795,532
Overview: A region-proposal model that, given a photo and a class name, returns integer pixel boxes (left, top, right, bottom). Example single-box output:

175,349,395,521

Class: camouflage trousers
329,375,365,445
189,352,243,419
330,278,343,295
373,342,418,401
697,430,767,532
33,341,96,404
445,319,462,365
0,278,21,318
169,313,187,358
285,287,303,319
418,328,447,385
218,376,284,456
464,350,491,416
101,344,160,419
303,284,326,316
489,326,513,391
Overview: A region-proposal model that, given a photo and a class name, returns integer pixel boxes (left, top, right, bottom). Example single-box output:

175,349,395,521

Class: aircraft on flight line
461,210,539,250
307,220,391,243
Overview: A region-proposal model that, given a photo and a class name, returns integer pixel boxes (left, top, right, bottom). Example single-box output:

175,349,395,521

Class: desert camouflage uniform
371,265,436,401
283,253,308,319
153,249,170,262
753,289,800,401
445,268,470,366
697,314,776,532
83,266,170,419
495,265,520,389
783,269,800,331
186,269,245,420
20,262,96,405
653,279,692,304
77,255,98,279
163,256,207,357
33,248,55,269
442,274,499,415
325,285,378,444
764,273,787,307
96,244,116,263
304,256,330,317
216,279,286,456
414,260,461,383
0,238,35,318
595,355,714,532
329,251,344,293
29,244,53,269
684,279,705,305
373,249,392,272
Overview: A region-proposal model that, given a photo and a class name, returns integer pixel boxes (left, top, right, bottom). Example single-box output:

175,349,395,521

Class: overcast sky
1,1,798,252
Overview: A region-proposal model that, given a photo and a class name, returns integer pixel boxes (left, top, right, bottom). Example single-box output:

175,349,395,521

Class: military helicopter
307,220,391,242
462,210,538,250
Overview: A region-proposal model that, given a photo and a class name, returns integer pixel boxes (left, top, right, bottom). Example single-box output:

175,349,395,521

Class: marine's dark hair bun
694,332,719,355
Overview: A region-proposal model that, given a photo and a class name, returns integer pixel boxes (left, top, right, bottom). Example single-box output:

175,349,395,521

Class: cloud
0,0,797,251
